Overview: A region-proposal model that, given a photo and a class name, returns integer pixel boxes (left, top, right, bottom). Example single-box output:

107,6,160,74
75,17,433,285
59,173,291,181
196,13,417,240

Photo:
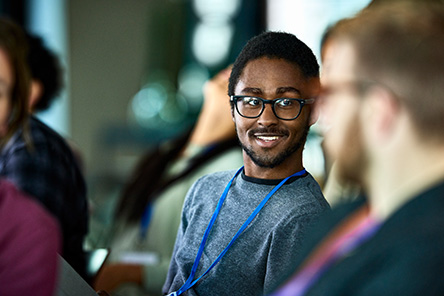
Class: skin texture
232,57,319,179
0,48,12,137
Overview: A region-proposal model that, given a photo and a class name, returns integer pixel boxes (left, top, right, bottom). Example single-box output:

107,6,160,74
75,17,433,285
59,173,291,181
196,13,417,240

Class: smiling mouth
256,136,280,142
253,134,287,148
249,128,289,146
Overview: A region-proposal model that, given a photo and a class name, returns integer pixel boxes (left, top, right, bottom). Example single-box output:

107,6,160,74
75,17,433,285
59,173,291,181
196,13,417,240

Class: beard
333,116,368,188
238,124,310,169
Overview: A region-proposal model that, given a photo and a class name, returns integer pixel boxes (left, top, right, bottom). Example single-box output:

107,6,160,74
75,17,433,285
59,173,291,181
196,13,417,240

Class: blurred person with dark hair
26,33,63,113
270,2,444,295
0,18,88,279
0,17,61,296
25,31,85,172
92,67,244,295
163,31,329,296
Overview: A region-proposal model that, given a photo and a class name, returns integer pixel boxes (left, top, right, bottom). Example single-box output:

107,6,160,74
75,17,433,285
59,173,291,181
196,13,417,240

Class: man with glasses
163,31,329,296
270,2,444,295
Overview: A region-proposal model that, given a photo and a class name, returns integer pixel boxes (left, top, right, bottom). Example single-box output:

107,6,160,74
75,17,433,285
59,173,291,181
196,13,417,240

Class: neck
367,144,444,221
243,152,304,180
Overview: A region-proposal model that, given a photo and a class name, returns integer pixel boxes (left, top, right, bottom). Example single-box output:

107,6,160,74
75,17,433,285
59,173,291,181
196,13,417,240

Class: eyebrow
240,87,262,95
276,87,301,96
240,86,302,96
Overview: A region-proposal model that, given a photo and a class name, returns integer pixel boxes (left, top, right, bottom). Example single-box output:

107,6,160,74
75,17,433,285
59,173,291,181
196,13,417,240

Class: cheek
318,96,339,132
324,121,345,160
233,115,251,132
323,100,358,159
288,114,310,138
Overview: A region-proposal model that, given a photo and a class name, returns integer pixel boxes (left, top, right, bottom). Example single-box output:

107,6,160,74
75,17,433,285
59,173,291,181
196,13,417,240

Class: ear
29,80,43,112
365,86,400,142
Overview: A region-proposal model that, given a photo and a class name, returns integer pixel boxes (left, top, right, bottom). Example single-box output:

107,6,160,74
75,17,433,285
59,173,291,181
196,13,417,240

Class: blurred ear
308,77,321,126
365,86,400,142
29,80,43,112
309,99,320,126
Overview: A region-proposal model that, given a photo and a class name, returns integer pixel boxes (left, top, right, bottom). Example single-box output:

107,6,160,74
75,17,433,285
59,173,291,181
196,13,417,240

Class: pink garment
0,179,61,296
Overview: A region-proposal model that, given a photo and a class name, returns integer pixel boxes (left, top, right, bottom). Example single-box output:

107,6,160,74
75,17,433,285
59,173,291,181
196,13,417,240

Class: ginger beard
327,110,368,187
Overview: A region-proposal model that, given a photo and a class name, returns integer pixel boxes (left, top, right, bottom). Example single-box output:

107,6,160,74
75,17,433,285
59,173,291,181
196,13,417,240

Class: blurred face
319,40,367,184
233,57,318,171
0,48,13,137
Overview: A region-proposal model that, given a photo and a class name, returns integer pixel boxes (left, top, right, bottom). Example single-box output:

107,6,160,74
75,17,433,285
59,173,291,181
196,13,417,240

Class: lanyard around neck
171,166,307,296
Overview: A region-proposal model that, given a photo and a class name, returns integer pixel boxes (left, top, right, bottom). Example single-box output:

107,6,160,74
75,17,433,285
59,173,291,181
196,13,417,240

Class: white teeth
257,136,279,141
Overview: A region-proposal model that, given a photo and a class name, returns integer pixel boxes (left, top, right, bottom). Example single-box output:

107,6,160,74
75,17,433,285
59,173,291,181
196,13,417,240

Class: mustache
247,127,289,137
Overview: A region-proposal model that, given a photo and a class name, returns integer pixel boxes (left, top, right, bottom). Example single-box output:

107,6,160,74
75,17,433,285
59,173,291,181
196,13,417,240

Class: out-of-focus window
27,0,69,137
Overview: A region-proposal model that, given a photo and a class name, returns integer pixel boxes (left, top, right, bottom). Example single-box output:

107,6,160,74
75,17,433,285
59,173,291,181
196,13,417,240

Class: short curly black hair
26,33,63,112
228,31,319,99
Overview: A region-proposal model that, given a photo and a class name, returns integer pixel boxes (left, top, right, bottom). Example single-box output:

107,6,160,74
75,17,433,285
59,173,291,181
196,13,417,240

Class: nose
257,104,279,126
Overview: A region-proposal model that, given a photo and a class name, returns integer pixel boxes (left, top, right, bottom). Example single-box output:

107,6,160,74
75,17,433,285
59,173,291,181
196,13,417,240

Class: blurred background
0,0,371,210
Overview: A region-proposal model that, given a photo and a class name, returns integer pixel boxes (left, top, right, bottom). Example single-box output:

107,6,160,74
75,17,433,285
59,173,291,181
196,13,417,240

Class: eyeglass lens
236,97,302,120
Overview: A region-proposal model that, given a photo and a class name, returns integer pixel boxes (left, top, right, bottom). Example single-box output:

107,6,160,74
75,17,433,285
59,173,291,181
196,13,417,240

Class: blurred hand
190,66,236,146
93,263,142,293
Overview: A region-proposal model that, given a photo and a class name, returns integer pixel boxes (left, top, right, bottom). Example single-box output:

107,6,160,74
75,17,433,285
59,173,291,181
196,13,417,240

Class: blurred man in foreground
271,2,444,295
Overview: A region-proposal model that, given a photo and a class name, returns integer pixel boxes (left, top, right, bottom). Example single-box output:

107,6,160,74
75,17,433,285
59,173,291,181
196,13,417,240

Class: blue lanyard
171,166,307,296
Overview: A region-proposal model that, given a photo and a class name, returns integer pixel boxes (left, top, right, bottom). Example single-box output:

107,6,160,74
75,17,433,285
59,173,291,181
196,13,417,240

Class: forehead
235,57,308,94
321,40,357,87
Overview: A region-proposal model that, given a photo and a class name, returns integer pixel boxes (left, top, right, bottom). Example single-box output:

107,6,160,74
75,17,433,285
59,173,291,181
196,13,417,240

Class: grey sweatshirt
163,169,329,296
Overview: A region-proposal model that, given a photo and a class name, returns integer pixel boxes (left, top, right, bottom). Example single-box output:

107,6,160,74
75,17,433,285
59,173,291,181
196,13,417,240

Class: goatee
238,125,310,169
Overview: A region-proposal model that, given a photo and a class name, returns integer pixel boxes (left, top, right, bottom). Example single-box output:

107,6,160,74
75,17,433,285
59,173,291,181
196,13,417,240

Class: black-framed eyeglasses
230,95,315,120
